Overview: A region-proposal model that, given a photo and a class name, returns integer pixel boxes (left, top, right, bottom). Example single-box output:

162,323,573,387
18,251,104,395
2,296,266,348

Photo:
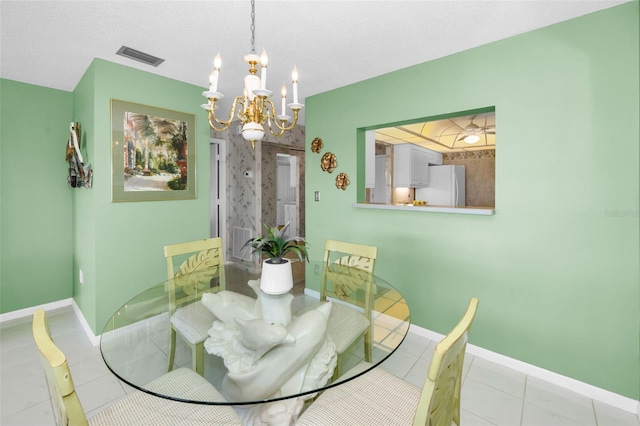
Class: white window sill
352,203,495,215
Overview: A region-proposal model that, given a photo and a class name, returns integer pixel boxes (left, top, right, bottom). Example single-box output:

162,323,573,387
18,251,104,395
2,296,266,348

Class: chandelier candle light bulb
210,53,221,92
292,66,299,104
260,49,268,90
281,83,287,116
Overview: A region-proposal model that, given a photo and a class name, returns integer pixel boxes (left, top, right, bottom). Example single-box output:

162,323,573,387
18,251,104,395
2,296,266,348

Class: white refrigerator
415,165,466,207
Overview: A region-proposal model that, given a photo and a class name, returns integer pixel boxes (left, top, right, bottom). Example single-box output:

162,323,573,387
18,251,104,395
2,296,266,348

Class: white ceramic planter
260,258,294,295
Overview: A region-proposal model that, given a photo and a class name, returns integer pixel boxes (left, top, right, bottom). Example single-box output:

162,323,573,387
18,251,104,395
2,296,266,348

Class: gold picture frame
111,99,196,202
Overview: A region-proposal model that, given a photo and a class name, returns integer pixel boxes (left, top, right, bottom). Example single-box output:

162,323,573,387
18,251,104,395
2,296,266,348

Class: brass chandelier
201,0,303,149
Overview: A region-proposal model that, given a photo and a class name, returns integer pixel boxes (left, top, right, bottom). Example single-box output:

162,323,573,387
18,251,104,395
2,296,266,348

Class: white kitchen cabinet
393,143,431,187
426,149,443,166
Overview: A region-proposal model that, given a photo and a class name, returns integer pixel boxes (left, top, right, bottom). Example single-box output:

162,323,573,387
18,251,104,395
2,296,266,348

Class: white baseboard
71,300,100,346
0,298,100,346
308,292,639,415
409,324,640,416
0,298,73,322
304,288,320,298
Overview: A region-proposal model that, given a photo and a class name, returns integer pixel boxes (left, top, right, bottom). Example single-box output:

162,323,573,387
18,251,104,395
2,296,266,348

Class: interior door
262,143,305,238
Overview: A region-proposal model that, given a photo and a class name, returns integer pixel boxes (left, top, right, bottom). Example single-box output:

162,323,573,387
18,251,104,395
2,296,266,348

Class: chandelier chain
250,0,256,54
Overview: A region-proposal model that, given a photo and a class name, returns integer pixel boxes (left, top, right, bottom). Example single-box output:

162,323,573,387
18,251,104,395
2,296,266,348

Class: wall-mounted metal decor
320,152,337,173
335,172,350,190
66,122,93,189
311,137,323,153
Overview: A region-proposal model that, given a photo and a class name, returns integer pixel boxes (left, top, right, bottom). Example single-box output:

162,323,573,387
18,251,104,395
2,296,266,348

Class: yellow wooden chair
297,297,479,426
32,309,241,425
164,237,225,376
320,239,378,378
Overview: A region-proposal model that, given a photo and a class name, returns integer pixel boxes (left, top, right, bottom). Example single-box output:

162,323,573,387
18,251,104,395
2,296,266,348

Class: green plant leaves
244,222,309,263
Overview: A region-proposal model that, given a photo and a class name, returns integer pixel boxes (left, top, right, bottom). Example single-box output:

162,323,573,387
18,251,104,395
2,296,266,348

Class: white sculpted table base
202,280,337,426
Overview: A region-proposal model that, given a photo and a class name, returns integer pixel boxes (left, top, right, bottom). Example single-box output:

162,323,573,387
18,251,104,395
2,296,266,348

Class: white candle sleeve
211,70,219,92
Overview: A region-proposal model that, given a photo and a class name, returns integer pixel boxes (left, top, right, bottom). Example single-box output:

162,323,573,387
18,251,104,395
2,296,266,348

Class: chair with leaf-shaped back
32,309,242,425
165,237,225,376
320,239,378,378
297,297,479,426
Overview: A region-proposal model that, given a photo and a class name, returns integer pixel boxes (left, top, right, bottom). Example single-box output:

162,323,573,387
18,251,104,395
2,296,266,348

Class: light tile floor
1,306,638,426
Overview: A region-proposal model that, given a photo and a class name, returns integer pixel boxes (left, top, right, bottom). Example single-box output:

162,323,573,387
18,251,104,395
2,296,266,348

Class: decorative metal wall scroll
321,152,337,173
66,122,93,189
335,173,350,190
311,137,323,153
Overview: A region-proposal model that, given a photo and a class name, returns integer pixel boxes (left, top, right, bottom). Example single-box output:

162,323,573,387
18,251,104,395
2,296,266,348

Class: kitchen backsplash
444,150,495,207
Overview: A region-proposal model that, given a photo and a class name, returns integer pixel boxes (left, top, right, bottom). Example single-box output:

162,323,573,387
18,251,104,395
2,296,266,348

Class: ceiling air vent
116,46,164,67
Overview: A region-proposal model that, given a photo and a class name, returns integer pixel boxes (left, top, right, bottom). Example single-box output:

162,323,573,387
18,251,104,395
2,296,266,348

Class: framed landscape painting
111,99,196,202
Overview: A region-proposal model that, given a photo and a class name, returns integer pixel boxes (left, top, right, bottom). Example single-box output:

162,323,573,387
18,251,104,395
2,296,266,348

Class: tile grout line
520,375,527,426
523,375,606,425
402,347,423,383
460,361,504,426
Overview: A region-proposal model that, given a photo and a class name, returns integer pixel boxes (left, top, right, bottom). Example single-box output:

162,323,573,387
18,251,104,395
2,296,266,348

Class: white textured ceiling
0,0,629,124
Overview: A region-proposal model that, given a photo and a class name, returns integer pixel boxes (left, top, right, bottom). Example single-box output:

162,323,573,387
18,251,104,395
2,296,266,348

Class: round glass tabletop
100,260,410,407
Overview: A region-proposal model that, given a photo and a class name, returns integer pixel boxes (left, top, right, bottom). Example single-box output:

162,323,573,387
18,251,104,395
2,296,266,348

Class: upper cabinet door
393,143,432,188
411,147,429,186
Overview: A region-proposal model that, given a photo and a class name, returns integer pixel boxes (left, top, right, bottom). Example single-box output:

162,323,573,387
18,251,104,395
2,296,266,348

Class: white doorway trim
210,137,227,257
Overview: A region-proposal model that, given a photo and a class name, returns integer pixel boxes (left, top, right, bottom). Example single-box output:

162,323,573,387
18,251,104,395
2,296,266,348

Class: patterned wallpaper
213,122,305,261
443,150,495,207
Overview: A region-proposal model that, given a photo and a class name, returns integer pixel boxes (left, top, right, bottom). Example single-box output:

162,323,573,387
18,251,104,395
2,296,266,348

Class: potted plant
245,222,308,295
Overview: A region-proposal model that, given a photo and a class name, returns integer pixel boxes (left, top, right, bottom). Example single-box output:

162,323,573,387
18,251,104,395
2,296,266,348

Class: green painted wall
71,59,212,333
71,62,97,325
305,3,639,399
0,79,74,312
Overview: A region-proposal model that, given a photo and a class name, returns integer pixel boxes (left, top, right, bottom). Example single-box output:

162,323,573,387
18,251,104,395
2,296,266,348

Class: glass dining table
100,260,410,424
